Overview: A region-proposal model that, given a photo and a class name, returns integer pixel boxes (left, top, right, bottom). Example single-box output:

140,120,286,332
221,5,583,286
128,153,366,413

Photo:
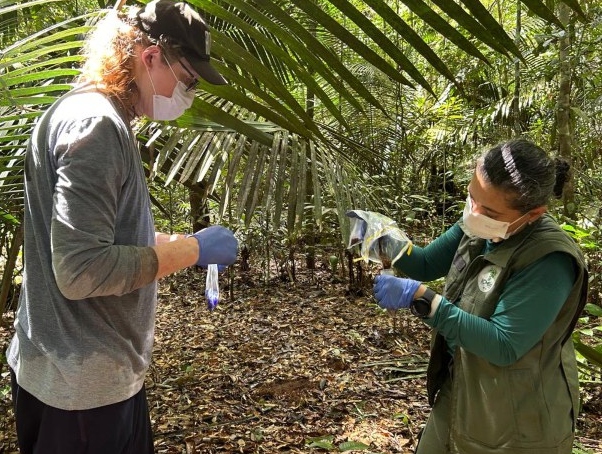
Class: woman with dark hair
7,1,237,452
373,138,588,454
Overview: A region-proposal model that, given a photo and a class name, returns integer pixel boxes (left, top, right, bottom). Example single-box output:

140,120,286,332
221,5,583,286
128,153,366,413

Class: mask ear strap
165,59,179,82
145,64,158,95
511,211,529,227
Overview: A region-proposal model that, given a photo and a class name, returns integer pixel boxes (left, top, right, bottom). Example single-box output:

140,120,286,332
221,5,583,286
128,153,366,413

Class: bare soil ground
1,265,601,453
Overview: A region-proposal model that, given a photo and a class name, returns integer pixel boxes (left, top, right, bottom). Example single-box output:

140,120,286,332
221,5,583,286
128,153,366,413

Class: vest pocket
508,368,544,442
455,367,544,446
455,372,516,446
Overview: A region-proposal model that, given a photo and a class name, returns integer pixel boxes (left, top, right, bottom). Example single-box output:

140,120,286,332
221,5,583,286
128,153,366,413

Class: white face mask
146,61,195,121
152,81,195,121
462,196,528,241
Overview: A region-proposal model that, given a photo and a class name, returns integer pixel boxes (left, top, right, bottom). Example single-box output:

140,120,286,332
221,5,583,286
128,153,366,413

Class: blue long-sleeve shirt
395,223,576,366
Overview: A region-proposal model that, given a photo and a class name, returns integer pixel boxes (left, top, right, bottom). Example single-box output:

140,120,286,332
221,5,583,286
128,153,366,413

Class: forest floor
0,264,601,453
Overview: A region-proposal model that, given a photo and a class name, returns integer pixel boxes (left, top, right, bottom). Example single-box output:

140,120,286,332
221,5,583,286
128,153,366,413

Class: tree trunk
189,182,210,232
512,1,521,136
305,16,317,276
557,3,575,219
0,224,23,322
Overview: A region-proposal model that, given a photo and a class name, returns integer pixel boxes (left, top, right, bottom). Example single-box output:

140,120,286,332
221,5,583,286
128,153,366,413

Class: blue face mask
462,197,528,240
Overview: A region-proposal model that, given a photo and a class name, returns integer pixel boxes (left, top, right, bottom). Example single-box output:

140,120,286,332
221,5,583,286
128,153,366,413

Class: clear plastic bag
205,264,219,311
346,209,412,267
347,211,368,247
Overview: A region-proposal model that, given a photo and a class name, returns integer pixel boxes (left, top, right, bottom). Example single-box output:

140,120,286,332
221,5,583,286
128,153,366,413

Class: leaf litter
1,265,601,453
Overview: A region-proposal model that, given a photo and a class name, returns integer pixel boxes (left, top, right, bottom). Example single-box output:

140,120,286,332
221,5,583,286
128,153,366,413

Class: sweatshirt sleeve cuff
134,247,159,288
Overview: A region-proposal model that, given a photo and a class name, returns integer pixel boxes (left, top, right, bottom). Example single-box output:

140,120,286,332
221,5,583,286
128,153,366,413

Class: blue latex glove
190,226,238,268
373,274,421,310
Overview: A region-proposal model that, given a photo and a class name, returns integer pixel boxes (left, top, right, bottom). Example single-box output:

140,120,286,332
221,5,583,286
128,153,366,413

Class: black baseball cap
136,0,227,85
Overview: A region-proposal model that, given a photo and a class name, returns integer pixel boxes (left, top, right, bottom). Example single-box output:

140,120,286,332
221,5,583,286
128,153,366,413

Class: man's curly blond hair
76,7,184,117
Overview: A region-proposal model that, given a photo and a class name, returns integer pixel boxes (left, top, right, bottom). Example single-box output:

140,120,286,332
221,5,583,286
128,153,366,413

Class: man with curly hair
7,2,237,452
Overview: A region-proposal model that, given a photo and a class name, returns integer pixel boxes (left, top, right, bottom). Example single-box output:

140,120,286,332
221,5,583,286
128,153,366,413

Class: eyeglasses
178,59,199,92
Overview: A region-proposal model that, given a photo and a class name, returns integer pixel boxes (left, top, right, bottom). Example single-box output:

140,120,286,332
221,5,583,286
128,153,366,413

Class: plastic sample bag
346,210,412,268
205,264,219,311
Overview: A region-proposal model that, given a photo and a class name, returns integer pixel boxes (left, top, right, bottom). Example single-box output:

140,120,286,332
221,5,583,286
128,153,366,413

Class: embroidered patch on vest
478,265,501,293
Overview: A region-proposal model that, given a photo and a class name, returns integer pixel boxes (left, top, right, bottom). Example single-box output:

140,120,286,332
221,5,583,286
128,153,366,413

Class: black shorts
10,369,154,454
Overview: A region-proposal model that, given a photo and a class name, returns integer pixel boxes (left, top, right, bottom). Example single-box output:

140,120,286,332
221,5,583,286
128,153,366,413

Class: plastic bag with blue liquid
205,264,219,311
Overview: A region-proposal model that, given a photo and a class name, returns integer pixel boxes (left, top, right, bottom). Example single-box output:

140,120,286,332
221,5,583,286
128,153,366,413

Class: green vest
426,214,588,454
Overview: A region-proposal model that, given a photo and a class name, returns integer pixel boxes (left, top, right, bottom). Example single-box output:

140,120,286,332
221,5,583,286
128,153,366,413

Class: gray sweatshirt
7,87,159,410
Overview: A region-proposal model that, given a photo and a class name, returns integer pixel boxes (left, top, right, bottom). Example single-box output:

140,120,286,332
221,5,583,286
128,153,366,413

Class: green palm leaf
251,0,387,112
0,0,588,234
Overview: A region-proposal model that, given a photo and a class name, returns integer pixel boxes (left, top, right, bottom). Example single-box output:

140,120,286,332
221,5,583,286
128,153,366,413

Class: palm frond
0,0,587,234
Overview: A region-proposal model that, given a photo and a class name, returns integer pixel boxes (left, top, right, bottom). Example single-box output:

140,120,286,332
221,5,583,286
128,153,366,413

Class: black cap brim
189,56,227,85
